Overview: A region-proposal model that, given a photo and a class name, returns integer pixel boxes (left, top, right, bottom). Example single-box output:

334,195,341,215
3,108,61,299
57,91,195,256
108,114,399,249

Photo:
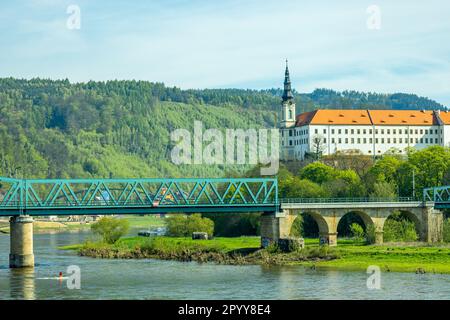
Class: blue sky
1,0,449,106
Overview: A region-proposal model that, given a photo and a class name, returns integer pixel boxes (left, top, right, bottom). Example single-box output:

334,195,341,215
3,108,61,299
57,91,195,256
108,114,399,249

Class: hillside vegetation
0,78,446,179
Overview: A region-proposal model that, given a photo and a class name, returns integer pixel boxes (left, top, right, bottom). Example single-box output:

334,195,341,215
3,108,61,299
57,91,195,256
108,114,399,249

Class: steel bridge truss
0,177,278,216
423,186,450,208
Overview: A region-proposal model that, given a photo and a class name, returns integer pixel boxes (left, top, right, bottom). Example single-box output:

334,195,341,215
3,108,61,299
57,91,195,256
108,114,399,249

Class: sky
1,0,449,106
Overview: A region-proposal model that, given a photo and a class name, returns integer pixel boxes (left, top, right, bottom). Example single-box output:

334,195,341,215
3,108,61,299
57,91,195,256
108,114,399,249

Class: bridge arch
288,210,337,245
337,210,374,240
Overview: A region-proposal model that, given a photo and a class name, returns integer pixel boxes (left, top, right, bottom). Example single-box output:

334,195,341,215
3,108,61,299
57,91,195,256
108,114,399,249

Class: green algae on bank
60,236,450,274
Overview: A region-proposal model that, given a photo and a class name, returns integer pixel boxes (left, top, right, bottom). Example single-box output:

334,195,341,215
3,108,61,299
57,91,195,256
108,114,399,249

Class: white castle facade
279,62,450,161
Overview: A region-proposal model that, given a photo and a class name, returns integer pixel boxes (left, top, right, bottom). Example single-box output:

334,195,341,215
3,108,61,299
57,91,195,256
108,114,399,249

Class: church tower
279,60,296,129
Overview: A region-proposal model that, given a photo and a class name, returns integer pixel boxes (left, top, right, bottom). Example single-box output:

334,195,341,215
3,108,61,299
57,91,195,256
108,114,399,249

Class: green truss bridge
1,176,448,268
0,177,279,216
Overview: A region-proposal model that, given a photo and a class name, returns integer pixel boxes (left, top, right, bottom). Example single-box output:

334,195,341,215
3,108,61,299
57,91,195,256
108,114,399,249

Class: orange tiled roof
437,110,450,124
368,110,437,125
295,110,317,126
294,109,442,126
297,109,372,125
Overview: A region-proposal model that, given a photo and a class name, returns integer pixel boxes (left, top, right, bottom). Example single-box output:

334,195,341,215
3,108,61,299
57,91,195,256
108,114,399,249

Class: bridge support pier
260,212,280,248
9,216,34,268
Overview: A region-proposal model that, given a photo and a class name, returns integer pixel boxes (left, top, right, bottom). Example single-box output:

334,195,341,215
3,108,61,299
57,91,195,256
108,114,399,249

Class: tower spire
282,59,293,102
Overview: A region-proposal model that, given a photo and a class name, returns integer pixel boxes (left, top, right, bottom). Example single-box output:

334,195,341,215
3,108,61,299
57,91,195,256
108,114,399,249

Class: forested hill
0,78,446,179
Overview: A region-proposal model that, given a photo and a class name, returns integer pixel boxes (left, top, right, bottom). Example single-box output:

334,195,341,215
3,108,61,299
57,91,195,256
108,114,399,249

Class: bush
91,217,129,244
349,223,364,241
443,218,450,243
166,214,214,237
369,181,397,200
383,219,418,242
365,224,376,244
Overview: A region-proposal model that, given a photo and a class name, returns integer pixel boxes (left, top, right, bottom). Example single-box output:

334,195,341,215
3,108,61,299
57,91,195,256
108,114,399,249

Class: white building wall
286,123,447,160
443,125,450,148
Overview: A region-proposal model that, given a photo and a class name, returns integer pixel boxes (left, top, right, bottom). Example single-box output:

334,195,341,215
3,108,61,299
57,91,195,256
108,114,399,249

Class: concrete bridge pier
9,215,34,268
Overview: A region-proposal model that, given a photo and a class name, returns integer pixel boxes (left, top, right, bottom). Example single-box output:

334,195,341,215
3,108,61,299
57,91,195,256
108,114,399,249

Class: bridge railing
280,197,417,204
0,177,278,210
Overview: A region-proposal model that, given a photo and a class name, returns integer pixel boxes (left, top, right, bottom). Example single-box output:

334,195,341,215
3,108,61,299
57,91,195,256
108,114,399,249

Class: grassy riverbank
0,215,166,234
61,236,450,273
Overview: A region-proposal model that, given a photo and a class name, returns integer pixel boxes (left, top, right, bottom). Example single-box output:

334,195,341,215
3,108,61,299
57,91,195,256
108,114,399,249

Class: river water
0,231,449,300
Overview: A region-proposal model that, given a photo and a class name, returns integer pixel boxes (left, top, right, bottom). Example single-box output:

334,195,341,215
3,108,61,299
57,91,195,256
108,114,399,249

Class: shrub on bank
365,224,376,244
91,217,129,244
350,223,364,241
443,219,450,243
383,219,418,242
166,214,214,237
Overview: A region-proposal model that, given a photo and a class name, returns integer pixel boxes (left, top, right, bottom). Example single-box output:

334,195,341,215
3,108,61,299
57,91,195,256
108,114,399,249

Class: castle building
279,61,450,160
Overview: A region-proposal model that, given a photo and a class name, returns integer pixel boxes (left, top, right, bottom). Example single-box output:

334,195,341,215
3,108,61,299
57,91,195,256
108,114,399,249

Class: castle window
289,130,293,136
425,138,428,144
323,129,326,134
351,129,354,134
357,138,361,144
332,138,335,144
332,129,335,134
393,129,396,134
387,129,390,134
420,129,423,134
289,141,292,146
338,138,342,144
315,129,318,134
289,110,293,119
369,138,373,143
345,129,348,134
357,129,360,134
369,129,373,134
324,138,327,143
345,138,349,143
338,129,342,134
363,138,367,144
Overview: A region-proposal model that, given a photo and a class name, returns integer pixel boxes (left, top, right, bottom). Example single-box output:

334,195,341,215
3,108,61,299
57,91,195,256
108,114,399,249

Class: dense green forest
0,77,446,179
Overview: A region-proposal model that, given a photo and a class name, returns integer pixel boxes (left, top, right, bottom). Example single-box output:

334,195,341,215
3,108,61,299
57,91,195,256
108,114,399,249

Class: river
0,231,449,300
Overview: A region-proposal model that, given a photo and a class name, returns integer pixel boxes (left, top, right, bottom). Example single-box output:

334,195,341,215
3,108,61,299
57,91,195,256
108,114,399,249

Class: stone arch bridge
261,200,444,246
